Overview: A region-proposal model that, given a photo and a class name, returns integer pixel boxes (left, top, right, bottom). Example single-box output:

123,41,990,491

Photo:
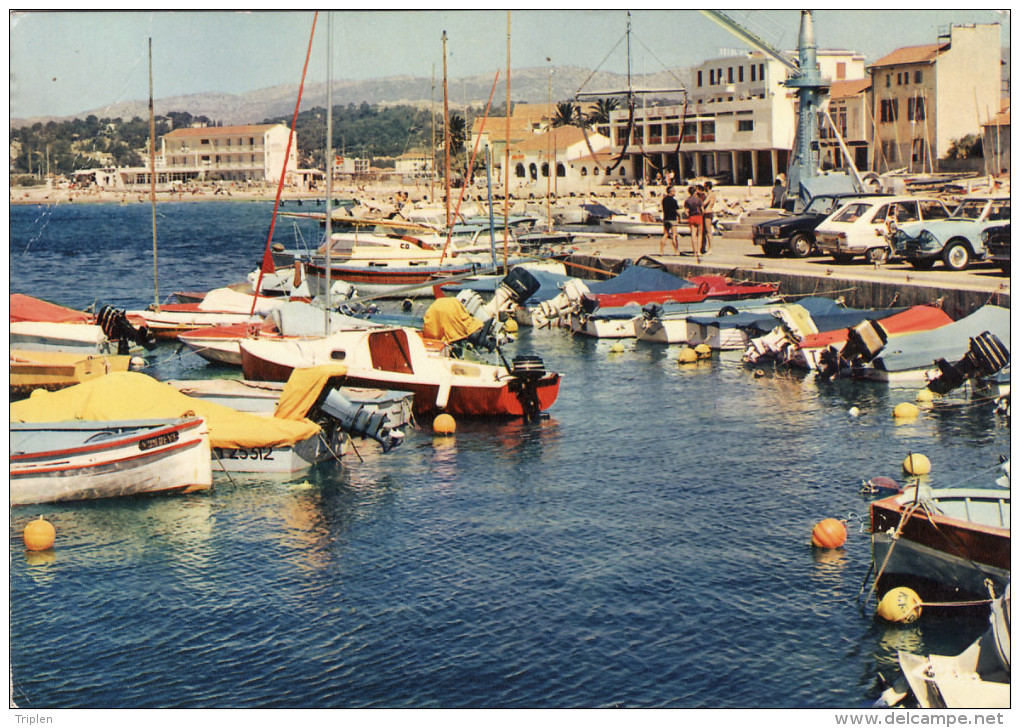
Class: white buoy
848,406,860,418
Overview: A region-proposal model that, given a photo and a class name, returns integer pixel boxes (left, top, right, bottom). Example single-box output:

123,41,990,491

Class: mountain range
11,66,690,128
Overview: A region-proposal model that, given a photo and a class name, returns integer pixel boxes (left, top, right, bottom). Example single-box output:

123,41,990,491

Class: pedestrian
771,174,786,209
684,185,703,260
701,180,716,255
660,185,680,255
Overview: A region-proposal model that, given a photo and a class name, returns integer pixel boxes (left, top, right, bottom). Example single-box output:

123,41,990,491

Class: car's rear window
831,203,870,223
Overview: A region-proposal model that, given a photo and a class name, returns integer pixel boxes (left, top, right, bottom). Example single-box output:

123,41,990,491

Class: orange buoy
811,518,847,549
433,413,456,435
23,517,56,551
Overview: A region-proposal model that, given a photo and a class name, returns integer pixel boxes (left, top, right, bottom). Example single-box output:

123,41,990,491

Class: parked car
890,195,1011,271
982,223,1010,274
752,193,888,258
815,196,952,265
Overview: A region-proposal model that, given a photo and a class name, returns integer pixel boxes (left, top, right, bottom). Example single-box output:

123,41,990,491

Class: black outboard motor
508,354,547,422
500,266,542,305
642,303,663,321
97,305,157,354
318,389,404,453
816,318,888,381
927,332,1010,395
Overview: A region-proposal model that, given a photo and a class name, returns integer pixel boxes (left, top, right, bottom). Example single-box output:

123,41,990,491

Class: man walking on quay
660,185,680,255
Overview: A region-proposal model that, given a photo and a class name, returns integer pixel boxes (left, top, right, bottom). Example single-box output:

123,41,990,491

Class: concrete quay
562,229,1010,320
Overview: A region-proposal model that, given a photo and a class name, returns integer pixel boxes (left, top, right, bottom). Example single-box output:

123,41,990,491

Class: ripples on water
9,203,1009,708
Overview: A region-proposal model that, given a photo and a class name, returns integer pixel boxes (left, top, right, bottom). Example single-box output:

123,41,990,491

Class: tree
944,134,983,160
587,97,619,128
552,101,578,128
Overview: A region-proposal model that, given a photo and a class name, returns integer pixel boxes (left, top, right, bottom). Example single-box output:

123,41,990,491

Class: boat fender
717,305,739,317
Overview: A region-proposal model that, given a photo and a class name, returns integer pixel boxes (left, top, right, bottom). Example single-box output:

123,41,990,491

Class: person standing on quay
771,173,787,209
660,185,680,255
684,185,703,261
701,180,716,255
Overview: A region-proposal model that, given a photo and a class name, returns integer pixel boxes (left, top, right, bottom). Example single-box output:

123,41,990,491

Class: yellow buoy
902,453,931,475
915,388,935,404
811,518,847,549
23,517,56,552
877,587,923,624
694,343,712,359
677,347,698,364
609,342,625,354
892,402,919,419
433,413,456,435
503,318,519,334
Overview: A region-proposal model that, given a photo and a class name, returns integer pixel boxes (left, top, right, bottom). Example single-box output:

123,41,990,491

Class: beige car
814,196,951,265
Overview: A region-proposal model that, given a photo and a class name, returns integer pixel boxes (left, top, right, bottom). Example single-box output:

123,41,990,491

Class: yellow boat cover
10,371,320,449
274,364,347,421
423,297,483,344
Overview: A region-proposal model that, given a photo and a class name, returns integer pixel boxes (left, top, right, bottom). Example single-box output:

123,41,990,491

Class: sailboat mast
148,37,159,308
503,11,511,272
442,31,451,230
430,64,436,204
324,12,334,326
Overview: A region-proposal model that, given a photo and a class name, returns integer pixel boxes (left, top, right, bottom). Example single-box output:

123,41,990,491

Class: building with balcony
867,24,1001,173
159,123,297,184
606,50,866,186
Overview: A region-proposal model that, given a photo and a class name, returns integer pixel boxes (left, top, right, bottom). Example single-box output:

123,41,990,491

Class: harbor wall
564,255,1010,321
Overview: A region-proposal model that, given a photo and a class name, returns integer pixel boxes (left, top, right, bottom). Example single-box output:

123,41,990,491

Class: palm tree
586,97,619,133
552,101,578,128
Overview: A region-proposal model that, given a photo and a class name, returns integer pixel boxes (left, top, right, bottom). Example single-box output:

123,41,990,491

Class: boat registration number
139,430,180,451
215,446,275,461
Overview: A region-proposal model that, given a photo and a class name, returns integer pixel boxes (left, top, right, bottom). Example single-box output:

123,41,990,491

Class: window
880,99,898,123
540,162,549,178
515,163,526,178
751,65,756,82
580,167,587,176
737,119,754,132
738,66,744,83
907,97,925,121
885,74,891,88
556,163,565,177
882,140,898,163
919,200,949,220
226,138,231,147
593,167,600,176
759,63,764,80
528,163,538,180
836,62,846,80
201,138,210,145
870,204,890,223
728,67,734,84
833,203,870,223
896,72,902,85
697,71,703,87
988,202,1010,221
914,70,922,84
709,69,715,85
249,137,255,145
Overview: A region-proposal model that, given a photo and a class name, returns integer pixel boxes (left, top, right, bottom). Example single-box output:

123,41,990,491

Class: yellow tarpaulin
423,297,483,344
10,372,320,449
274,364,347,421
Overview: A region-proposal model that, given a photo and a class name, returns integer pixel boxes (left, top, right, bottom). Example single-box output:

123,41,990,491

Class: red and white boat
10,417,212,504
240,326,560,419
10,294,153,355
126,287,281,340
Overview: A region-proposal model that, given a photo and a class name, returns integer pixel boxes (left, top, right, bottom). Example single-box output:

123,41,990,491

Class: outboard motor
456,267,542,325
927,332,1010,395
507,354,548,421
642,303,663,321
318,389,404,453
816,318,889,381
532,278,591,328
97,305,156,354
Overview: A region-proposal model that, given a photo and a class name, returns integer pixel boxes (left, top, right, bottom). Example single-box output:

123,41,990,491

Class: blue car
892,195,1011,271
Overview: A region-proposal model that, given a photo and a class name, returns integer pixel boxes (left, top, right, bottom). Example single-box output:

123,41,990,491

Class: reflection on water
9,202,1010,709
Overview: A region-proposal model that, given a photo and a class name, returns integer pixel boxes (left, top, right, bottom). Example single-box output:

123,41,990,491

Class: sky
9,8,1011,120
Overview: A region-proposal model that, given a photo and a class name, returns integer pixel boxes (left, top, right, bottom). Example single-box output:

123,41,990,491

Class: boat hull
211,431,338,473
10,350,133,396
9,321,111,354
10,418,212,504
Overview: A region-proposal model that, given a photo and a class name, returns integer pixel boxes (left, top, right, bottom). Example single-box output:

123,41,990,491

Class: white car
814,195,952,265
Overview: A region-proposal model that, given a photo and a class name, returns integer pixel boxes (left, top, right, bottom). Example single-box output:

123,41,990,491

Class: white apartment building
160,123,297,184
606,50,865,185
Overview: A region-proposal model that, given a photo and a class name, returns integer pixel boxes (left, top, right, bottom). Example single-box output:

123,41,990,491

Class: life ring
717,305,739,317
698,281,711,295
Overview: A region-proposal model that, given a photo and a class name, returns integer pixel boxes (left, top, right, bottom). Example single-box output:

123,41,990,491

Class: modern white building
394,150,433,177
606,49,866,185
160,123,297,183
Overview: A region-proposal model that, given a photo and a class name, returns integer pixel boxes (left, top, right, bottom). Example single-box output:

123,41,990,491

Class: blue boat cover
587,264,695,295
440,268,575,304
656,297,781,319
876,304,1011,373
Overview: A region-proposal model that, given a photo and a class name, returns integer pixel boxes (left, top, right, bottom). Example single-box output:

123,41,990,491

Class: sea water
8,202,1009,708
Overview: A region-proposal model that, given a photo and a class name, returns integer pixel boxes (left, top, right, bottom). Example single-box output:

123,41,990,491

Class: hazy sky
9,9,1010,119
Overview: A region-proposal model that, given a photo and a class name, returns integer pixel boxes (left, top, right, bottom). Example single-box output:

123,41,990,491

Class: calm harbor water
9,202,1009,708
